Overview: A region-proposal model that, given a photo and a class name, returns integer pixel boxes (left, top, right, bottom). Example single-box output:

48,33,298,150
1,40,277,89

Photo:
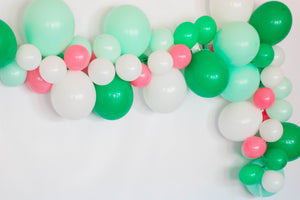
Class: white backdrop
0,0,299,199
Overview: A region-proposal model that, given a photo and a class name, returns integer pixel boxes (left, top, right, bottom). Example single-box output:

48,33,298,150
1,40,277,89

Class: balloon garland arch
0,0,299,197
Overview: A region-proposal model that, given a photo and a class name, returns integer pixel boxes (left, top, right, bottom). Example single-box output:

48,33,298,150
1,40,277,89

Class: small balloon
266,99,292,122
259,119,283,142
64,45,90,71
26,67,53,94
16,44,41,71
39,56,67,84
68,35,92,57
0,20,17,67
149,28,174,52
251,43,274,68
174,22,199,49
130,63,151,88
239,164,264,185
93,34,121,63
169,44,192,69
0,60,27,87
242,136,267,159
261,65,284,88
194,16,217,45
253,87,275,109
115,54,142,81
271,45,285,66
264,149,288,170
148,50,173,75
88,58,115,86
272,77,292,100
262,170,285,193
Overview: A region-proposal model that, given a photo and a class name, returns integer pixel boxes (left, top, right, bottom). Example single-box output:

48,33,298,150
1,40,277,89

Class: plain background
0,0,299,199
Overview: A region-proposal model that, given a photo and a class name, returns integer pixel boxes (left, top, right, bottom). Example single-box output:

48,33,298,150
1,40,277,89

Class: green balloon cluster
251,43,274,68
0,20,17,67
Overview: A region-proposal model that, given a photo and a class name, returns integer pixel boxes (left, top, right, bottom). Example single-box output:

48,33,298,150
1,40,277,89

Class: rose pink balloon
169,44,192,69
26,68,53,94
64,45,90,71
254,87,275,109
130,63,151,88
242,136,267,159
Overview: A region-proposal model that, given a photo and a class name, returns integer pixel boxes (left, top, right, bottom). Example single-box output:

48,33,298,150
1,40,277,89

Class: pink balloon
130,63,151,88
242,136,267,159
169,44,192,69
253,87,275,109
26,68,53,94
64,45,90,71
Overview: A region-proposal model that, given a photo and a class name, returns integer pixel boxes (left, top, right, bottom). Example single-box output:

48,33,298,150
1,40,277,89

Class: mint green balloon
272,77,292,100
23,0,75,56
104,5,151,57
222,63,260,102
266,100,293,122
68,36,92,56
149,28,174,52
0,60,27,87
93,34,121,63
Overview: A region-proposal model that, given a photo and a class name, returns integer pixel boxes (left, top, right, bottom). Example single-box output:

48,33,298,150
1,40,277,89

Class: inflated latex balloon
26,67,53,94
93,34,121,63
64,45,90,71
130,63,151,88
272,77,292,100
143,69,187,113
266,99,292,122
262,170,284,193
218,101,263,142
194,16,217,45
0,20,17,67
250,1,292,45
259,119,283,143
15,44,41,71
0,61,27,87
264,149,288,170
23,0,75,56
68,36,92,57
94,75,133,120
251,44,274,68
39,56,67,84
88,58,115,86
150,28,174,52
115,54,142,81
253,87,275,109
51,71,96,120
169,44,192,69
242,136,267,159
148,50,173,75
104,5,151,57
221,63,260,102
261,65,284,88
239,164,264,185
174,22,199,49
184,50,229,98
271,45,285,66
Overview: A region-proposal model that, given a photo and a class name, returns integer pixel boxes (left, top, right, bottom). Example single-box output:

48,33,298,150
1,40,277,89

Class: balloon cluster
0,0,298,197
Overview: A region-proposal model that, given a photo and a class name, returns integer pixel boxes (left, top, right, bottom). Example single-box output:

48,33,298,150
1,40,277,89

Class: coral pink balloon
242,136,267,159
26,68,53,94
130,63,151,88
262,110,270,121
169,44,192,69
64,45,90,71
254,87,275,109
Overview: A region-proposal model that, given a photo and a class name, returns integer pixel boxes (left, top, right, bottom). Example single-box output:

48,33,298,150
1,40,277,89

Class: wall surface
0,0,299,200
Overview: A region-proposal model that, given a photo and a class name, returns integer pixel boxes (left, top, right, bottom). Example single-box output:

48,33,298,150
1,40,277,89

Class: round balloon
68,35,92,57
239,164,264,185
259,119,283,143
0,20,17,67
251,43,274,68
266,100,292,122
272,77,292,100
194,16,217,45
149,28,174,52
262,170,285,193
93,34,121,63
264,149,288,170
0,61,27,87
26,67,53,94
174,22,199,49
15,44,41,71
261,65,284,88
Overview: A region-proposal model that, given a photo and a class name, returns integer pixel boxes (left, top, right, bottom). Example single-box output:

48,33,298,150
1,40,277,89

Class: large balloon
214,22,260,66
104,5,151,57
184,50,229,98
250,1,292,45
23,0,75,56
0,20,17,67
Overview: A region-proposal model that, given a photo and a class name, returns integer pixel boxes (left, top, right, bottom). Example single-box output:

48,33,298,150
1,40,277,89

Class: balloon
143,69,187,113
272,77,292,100
15,44,41,71
0,20,17,67
221,63,260,102
64,45,90,71
218,101,263,142
88,58,115,86
251,44,274,68
267,123,300,161
214,22,260,66
261,65,284,88
242,136,267,159
246,183,275,197
23,0,75,56
148,50,173,75
39,56,67,84
68,35,92,57
262,170,284,193
51,71,96,120
149,28,174,52
266,100,292,122
253,87,275,109
174,22,199,49
26,67,53,94
271,45,285,66
93,34,121,63
239,164,264,185
184,50,229,98
94,75,133,120
130,63,151,88
169,44,192,69
104,5,151,57
115,54,142,81
264,149,288,170
194,16,217,45
209,0,254,28
249,1,292,45
0,61,27,87
259,119,283,143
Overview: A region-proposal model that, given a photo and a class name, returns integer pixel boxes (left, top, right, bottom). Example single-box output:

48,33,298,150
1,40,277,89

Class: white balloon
39,56,67,84
271,45,285,66
16,44,42,71
88,58,115,85
218,101,263,142
259,119,283,142
51,71,96,120
148,50,173,75
262,171,284,193
209,0,254,28
115,54,142,81
143,69,187,113
261,65,284,88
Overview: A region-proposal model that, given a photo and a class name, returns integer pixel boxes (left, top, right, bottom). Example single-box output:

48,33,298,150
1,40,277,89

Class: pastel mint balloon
0,60,27,87
104,5,151,57
149,28,174,52
0,20,17,67
23,0,75,56
68,36,92,57
266,99,293,122
272,77,292,100
93,34,121,63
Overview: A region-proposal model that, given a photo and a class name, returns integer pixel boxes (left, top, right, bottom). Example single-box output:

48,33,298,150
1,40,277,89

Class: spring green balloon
249,1,292,45
273,77,292,100
0,20,17,67
251,43,274,68
194,16,217,45
94,75,133,120
104,5,151,57
0,60,27,87
174,22,199,49
266,99,292,122
93,34,121,63
23,0,75,57
149,28,174,52
239,164,264,185
68,36,92,56
184,50,229,98
264,149,288,170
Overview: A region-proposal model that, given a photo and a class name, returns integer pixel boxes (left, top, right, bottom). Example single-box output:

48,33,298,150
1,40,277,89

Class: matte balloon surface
0,20,17,67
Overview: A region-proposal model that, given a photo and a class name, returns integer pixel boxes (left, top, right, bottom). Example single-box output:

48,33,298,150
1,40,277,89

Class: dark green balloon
174,22,199,49
268,123,300,161
94,75,133,120
264,148,288,170
194,16,217,45
249,1,292,45
251,43,274,68
0,20,17,67
239,164,264,185
184,50,229,98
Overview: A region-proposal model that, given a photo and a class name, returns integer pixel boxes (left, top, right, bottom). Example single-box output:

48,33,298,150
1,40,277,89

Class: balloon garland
0,0,299,197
